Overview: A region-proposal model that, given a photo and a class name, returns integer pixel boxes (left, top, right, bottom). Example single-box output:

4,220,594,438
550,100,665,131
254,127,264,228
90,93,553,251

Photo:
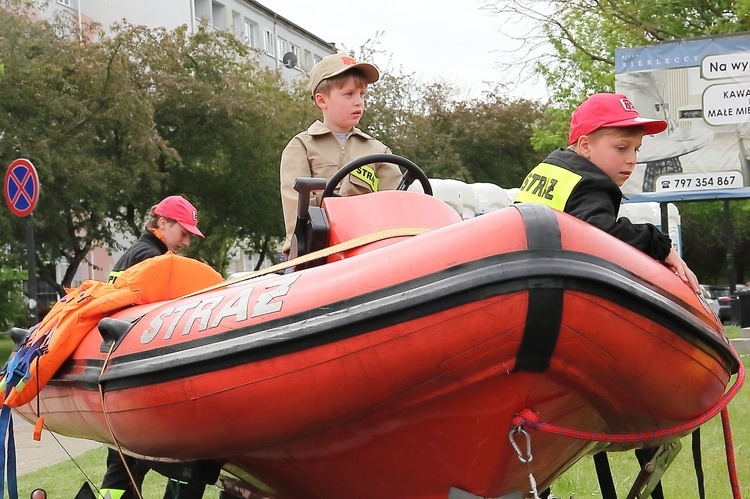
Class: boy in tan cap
279,52,401,255
515,92,699,293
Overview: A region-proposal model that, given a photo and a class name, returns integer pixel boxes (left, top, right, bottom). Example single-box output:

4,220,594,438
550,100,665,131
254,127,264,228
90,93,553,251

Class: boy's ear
314,92,327,110
576,135,591,158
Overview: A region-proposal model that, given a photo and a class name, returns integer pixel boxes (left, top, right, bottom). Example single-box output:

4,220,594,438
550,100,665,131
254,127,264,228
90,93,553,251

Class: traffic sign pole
4,158,40,326
26,215,38,325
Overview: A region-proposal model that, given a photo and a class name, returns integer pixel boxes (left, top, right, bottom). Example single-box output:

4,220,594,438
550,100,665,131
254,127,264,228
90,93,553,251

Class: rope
98,341,144,499
511,359,745,443
42,426,99,489
513,352,745,498
721,408,742,499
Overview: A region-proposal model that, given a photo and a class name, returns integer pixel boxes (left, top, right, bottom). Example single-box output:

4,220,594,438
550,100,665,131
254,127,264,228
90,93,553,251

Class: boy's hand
663,247,700,294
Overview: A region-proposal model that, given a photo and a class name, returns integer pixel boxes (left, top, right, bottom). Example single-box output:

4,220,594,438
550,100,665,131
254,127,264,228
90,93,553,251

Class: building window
232,10,241,37
290,45,301,68
276,37,288,61
304,49,314,70
263,29,274,56
194,0,211,26
57,0,71,6
243,19,257,47
211,1,227,30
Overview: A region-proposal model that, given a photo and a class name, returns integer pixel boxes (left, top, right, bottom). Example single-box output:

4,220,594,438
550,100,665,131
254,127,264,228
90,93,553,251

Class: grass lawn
4,337,748,497
548,354,750,498
18,447,224,498
725,324,741,339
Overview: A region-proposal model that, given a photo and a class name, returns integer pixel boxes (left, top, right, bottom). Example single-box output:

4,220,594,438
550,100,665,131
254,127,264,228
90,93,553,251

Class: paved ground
13,415,103,476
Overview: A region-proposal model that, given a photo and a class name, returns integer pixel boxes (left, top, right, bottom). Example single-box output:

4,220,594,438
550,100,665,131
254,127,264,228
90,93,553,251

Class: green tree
482,0,750,144
450,91,547,188
681,199,750,284
105,22,310,271
0,252,27,331
0,6,312,298
0,2,171,296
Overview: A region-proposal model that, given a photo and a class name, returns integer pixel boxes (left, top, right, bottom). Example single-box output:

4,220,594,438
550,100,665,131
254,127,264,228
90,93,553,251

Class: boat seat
289,179,461,268
322,190,462,261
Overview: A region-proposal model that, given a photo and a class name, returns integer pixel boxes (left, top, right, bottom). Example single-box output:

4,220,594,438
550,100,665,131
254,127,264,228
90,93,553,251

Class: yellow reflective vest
515,162,583,211
514,148,672,260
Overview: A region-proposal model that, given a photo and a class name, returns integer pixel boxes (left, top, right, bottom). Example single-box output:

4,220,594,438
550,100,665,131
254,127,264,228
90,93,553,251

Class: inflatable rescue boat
4,155,742,498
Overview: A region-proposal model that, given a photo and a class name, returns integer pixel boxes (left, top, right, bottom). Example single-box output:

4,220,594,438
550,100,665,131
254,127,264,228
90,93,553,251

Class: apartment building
43,0,337,85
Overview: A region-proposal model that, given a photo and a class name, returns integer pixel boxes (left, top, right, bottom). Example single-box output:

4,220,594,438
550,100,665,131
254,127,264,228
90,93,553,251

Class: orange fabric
4,253,223,407
149,227,167,244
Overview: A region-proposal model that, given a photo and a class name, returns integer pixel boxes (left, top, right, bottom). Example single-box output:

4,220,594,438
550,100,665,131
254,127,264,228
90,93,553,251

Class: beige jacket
280,120,402,253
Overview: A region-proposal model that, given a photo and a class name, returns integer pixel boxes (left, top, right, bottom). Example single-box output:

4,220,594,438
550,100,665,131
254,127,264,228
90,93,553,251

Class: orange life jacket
3,253,223,407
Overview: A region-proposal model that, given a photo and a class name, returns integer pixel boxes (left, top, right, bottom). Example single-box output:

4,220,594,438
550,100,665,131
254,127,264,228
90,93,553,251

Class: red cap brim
177,221,204,238
607,117,668,135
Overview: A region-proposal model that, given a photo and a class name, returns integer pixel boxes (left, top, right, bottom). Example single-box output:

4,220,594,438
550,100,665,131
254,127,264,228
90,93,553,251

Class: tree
482,0,750,145
450,91,547,188
104,22,313,271
0,6,313,297
360,48,545,188
0,2,171,296
0,251,27,330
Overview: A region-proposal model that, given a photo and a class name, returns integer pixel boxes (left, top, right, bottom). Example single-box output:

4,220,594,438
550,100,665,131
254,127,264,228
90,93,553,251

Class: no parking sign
4,158,39,217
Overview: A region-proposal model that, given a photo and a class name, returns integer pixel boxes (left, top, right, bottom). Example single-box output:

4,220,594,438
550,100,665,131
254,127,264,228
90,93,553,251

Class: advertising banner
615,34,750,194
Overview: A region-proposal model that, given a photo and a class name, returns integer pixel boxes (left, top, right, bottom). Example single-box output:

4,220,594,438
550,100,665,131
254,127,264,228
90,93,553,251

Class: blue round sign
4,158,39,217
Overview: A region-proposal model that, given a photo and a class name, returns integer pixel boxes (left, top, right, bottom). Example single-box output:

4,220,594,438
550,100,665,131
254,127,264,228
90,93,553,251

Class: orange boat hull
13,196,739,498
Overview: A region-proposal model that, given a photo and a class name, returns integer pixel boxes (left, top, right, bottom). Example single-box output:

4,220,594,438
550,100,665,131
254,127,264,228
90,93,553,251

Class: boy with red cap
279,52,402,255
106,195,203,284
101,194,211,498
515,92,699,293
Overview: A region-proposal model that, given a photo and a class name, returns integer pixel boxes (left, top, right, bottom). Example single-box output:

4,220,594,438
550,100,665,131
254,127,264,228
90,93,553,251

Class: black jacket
107,231,167,283
517,148,672,261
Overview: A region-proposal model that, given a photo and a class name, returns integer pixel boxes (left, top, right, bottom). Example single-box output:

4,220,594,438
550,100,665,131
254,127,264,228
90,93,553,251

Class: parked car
707,284,749,324
700,285,721,318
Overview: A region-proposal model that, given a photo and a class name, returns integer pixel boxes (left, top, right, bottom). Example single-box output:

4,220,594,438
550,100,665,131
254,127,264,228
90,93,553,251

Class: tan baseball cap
309,53,379,96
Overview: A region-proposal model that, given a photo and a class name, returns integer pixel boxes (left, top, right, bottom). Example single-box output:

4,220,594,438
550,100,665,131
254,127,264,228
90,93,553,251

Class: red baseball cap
568,93,668,145
154,195,204,238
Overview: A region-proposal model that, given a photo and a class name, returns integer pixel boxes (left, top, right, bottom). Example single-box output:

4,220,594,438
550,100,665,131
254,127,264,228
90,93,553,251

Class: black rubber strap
513,204,563,372
593,452,617,499
692,428,705,499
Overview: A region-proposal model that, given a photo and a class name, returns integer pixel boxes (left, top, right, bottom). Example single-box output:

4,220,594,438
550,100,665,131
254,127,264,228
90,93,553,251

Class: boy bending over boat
98,196,217,499
515,92,702,499
515,92,700,294
279,52,402,256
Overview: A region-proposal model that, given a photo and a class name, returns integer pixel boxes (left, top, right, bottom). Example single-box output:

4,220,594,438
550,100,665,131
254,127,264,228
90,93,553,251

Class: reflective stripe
98,489,125,499
350,165,379,191
514,163,582,211
106,271,123,284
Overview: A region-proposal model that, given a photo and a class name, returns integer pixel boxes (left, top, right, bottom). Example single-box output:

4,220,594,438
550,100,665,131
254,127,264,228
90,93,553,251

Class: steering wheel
320,154,433,201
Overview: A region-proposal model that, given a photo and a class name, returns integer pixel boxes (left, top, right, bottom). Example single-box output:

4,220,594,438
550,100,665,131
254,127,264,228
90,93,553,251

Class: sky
258,0,550,102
